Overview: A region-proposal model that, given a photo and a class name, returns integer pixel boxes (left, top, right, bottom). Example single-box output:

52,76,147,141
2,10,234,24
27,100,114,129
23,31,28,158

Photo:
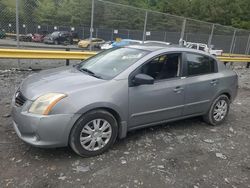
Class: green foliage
0,0,249,31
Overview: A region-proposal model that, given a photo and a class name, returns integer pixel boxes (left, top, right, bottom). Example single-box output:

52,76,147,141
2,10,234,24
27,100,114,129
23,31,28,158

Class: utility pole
16,0,20,48
179,19,186,46
16,0,20,69
142,11,148,43
208,24,215,48
89,0,94,51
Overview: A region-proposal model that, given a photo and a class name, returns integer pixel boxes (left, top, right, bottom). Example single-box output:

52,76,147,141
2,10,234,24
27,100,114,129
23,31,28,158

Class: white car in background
100,39,171,50
100,41,115,50
186,42,223,56
144,40,171,46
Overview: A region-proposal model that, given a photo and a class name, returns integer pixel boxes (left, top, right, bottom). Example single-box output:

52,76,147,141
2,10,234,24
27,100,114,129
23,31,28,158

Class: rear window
186,53,216,76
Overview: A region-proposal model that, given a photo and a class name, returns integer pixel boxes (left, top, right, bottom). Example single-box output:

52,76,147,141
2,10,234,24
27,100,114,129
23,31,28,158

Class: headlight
29,93,67,115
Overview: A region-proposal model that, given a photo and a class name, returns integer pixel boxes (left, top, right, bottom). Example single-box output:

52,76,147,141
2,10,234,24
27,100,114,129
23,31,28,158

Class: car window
199,45,205,51
77,47,149,79
129,41,141,45
95,39,102,42
186,53,215,76
60,33,67,37
191,44,197,49
139,53,181,80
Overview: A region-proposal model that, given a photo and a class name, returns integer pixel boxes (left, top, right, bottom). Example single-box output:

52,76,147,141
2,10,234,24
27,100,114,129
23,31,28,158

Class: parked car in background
103,40,170,49
0,29,6,39
100,41,115,50
32,33,45,43
112,39,142,47
12,45,238,157
43,31,73,45
186,42,223,56
78,38,105,48
144,40,171,46
19,33,33,42
72,32,81,44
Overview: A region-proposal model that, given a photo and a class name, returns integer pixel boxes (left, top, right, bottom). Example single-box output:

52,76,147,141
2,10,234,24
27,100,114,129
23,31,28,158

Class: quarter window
186,53,215,76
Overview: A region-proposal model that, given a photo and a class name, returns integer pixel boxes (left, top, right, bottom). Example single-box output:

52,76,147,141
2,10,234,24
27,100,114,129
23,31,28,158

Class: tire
203,95,230,126
69,110,118,157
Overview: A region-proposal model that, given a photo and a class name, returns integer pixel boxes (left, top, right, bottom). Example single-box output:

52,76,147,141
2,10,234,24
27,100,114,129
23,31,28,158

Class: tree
0,0,250,31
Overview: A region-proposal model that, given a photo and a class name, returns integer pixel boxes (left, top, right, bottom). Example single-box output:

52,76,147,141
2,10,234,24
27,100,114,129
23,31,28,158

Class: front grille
15,91,27,107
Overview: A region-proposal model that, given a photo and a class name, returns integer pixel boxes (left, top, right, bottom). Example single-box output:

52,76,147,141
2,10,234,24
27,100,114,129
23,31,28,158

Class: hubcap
80,119,112,151
213,99,228,122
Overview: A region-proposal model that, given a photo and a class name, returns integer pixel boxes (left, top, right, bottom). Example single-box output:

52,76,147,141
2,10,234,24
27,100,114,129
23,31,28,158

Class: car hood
78,40,90,44
20,66,105,100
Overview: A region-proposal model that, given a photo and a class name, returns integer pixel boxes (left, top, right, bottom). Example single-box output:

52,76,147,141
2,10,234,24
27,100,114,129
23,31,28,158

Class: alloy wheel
80,119,112,151
213,99,228,122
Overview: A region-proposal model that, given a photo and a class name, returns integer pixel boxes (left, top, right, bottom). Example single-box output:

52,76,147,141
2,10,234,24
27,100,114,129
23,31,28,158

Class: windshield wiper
79,68,103,79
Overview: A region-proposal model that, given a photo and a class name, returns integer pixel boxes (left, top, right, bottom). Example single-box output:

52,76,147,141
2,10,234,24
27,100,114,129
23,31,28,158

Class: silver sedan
11,45,238,157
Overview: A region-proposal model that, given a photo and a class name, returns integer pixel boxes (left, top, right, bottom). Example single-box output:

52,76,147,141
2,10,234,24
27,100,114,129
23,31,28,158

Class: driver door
128,53,186,128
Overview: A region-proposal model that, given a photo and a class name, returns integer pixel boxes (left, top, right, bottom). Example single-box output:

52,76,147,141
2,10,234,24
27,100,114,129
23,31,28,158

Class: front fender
76,102,128,139
76,102,126,122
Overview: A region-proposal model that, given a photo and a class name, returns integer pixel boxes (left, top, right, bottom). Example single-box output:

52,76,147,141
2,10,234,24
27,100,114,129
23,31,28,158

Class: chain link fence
0,0,250,54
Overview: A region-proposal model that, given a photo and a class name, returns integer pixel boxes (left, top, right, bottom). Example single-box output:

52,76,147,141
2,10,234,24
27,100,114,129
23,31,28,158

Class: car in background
100,41,115,50
43,31,73,45
144,40,171,46
186,42,223,56
78,38,105,48
102,40,171,49
32,33,46,43
12,45,238,157
112,39,142,48
0,30,6,39
72,32,81,44
19,33,33,42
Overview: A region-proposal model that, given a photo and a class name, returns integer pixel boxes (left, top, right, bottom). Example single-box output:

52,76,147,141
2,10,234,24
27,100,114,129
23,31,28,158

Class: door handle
173,86,184,93
210,79,218,86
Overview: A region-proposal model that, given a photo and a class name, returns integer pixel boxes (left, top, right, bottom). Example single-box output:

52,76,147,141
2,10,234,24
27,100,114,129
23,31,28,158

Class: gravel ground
0,67,250,188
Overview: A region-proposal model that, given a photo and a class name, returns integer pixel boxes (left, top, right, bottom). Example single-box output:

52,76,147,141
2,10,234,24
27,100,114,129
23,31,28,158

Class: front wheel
203,95,230,125
69,110,118,157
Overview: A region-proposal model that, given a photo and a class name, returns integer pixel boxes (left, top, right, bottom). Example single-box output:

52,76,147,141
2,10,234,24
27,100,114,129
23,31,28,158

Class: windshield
51,32,60,37
77,47,148,79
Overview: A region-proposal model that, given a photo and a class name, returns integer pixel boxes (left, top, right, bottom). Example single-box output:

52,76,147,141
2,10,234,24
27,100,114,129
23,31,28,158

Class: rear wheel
203,95,230,125
69,110,118,157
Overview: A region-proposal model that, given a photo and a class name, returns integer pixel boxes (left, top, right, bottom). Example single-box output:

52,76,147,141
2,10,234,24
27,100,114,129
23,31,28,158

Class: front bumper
78,43,88,48
11,100,80,148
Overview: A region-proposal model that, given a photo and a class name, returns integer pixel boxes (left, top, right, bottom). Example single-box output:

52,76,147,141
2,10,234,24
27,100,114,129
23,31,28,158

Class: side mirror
133,74,154,86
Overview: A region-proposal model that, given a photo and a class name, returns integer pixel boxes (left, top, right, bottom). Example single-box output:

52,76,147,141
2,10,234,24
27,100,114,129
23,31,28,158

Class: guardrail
0,48,249,67
0,48,96,60
0,43,84,51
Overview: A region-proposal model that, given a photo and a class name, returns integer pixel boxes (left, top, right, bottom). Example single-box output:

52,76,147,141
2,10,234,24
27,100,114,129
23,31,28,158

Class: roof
127,44,213,56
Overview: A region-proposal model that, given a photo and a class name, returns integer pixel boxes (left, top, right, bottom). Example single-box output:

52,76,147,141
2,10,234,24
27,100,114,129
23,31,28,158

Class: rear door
182,52,220,115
